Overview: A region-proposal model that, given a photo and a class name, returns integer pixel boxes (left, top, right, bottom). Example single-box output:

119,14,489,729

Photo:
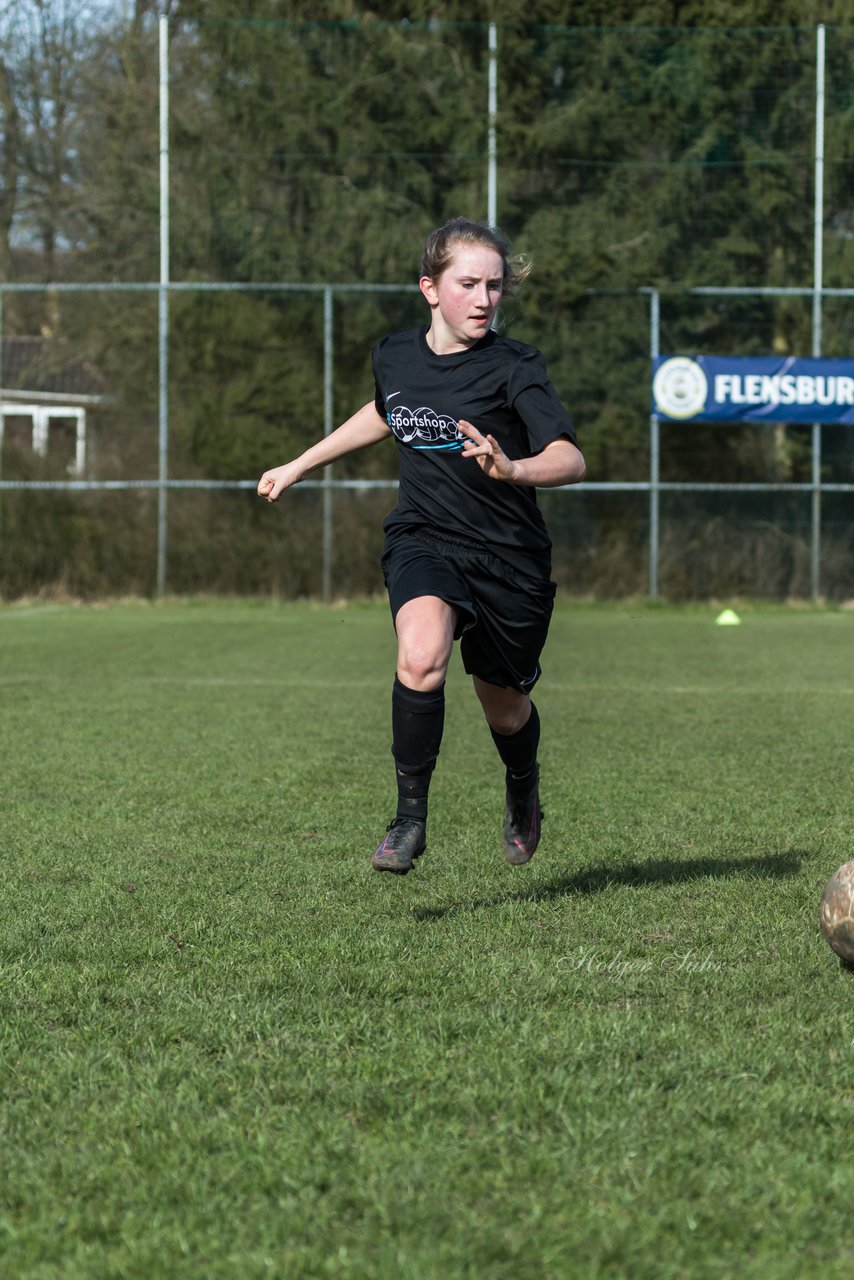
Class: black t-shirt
373,326,576,575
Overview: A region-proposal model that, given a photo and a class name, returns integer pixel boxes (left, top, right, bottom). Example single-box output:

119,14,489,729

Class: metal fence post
487,22,498,228
811,22,826,602
156,13,170,596
649,288,661,599
322,287,334,603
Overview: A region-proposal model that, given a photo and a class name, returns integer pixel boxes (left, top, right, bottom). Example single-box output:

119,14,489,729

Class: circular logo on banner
653,357,708,419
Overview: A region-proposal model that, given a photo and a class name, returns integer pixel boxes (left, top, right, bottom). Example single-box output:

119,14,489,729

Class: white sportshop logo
386,404,464,449
653,357,709,419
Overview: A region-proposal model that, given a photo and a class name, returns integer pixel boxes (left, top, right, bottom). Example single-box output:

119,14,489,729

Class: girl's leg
395,594,456,693
372,596,455,875
473,676,542,865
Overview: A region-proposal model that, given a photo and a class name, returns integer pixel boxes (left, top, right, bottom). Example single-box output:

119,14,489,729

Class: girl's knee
481,692,531,737
486,708,528,736
397,644,449,691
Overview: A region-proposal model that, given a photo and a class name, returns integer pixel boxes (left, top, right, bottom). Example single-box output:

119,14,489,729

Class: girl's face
419,242,504,352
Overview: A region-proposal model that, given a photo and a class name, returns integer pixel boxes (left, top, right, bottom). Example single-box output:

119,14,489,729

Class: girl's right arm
257,401,390,502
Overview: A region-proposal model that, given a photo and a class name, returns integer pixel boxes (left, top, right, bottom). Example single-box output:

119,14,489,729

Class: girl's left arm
458,420,585,487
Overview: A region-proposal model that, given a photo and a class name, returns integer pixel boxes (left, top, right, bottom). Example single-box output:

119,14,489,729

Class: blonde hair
420,218,531,294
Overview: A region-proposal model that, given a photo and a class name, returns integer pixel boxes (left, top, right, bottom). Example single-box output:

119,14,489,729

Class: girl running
258,217,585,874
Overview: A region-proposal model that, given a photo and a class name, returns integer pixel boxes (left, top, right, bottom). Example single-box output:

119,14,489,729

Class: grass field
2,598,853,1279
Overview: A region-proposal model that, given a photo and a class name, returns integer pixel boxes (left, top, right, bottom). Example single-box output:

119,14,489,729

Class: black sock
392,676,445,822
490,701,540,795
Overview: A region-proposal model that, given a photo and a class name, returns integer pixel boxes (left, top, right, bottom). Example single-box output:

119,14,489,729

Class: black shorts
381,528,556,694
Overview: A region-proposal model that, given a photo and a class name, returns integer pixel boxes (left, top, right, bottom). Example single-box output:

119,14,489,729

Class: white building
1,336,108,476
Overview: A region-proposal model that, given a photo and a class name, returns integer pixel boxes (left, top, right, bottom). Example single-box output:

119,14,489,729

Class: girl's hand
257,461,303,502
458,419,519,482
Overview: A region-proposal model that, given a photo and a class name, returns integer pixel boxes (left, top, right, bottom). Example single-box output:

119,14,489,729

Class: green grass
2,598,853,1279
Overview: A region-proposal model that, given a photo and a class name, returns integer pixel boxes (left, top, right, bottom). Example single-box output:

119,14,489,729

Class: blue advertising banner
651,355,854,424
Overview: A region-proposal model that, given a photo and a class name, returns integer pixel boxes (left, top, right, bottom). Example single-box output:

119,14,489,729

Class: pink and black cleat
372,818,427,875
502,766,542,865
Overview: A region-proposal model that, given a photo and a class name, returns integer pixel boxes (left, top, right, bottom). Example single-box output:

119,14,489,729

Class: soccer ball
819,860,854,963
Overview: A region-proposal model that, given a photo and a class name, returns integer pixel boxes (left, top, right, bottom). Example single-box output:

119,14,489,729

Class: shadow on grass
413,849,806,921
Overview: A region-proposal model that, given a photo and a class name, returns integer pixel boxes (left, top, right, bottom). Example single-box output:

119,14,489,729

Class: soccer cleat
502,765,542,865
372,818,427,875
